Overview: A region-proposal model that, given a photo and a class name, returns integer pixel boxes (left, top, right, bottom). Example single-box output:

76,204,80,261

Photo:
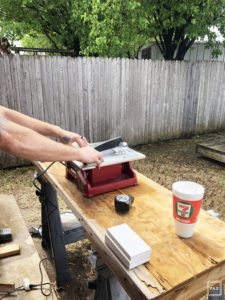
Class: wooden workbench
34,161,225,300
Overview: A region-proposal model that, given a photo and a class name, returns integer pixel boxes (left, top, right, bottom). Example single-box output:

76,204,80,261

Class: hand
76,146,103,169
60,130,88,147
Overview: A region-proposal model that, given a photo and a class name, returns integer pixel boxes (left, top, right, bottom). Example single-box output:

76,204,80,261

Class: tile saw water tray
66,137,146,197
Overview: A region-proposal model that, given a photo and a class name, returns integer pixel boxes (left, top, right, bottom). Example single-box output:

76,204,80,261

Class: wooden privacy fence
0,54,225,168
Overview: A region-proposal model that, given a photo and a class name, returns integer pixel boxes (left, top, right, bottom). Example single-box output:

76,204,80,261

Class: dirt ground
0,131,225,300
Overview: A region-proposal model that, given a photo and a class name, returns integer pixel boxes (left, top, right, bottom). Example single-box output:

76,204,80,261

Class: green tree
82,0,225,60
0,0,225,60
80,0,148,58
144,0,225,60
0,0,91,55
21,33,55,50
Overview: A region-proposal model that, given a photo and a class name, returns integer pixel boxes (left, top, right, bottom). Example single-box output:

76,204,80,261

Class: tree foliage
80,0,148,58
143,0,225,60
0,0,91,55
0,0,225,60
83,0,225,59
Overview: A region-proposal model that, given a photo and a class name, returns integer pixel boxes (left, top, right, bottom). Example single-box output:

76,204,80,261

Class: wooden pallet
196,138,225,163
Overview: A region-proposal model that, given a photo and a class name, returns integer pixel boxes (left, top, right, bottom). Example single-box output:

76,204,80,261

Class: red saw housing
65,161,138,197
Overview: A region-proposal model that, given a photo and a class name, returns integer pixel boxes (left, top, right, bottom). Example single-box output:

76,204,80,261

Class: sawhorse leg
89,251,130,300
36,175,72,288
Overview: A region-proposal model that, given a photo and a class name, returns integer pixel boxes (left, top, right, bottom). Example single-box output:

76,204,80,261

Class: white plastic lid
172,181,204,201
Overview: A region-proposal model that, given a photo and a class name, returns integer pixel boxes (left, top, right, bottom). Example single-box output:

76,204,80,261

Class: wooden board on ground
34,161,225,300
0,283,15,293
0,194,57,300
196,138,225,163
0,243,20,258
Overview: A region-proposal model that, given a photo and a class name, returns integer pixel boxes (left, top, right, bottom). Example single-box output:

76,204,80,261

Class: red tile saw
65,137,145,197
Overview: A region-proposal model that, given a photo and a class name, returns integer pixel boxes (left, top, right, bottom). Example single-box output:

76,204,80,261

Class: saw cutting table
33,161,225,300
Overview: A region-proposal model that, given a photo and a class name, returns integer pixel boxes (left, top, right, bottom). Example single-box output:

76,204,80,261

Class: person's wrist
74,147,83,161
54,126,67,141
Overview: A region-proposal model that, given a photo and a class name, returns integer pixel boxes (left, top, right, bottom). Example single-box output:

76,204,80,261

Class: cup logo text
176,201,193,219
173,195,202,224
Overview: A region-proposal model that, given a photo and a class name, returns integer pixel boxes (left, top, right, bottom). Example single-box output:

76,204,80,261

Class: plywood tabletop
33,161,225,300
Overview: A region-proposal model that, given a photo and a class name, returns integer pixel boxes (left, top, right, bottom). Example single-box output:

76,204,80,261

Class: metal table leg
89,251,131,300
36,175,72,288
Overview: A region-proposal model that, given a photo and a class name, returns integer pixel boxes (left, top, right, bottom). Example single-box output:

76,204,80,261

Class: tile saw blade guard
65,137,146,197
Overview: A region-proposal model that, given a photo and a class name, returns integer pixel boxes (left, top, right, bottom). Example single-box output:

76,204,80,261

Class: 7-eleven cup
172,181,204,238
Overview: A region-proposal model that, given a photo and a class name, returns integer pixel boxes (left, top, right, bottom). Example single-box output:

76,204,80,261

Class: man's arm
0,117,103,166
0,105,87,147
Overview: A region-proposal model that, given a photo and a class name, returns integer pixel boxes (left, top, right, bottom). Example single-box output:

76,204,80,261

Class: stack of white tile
105,223,151,269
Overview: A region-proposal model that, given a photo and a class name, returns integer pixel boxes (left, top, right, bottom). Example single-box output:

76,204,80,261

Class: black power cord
32,161,66,241
26,257,52,296
39,257,52,296
14,258,52,297
1,161,67,299
32,161,65,194
32,161,56,192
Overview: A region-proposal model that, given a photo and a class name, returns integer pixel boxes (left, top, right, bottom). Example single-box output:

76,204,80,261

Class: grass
164,170,172,176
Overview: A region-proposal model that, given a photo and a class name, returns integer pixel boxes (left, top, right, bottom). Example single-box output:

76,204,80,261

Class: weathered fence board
0,55,225,168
